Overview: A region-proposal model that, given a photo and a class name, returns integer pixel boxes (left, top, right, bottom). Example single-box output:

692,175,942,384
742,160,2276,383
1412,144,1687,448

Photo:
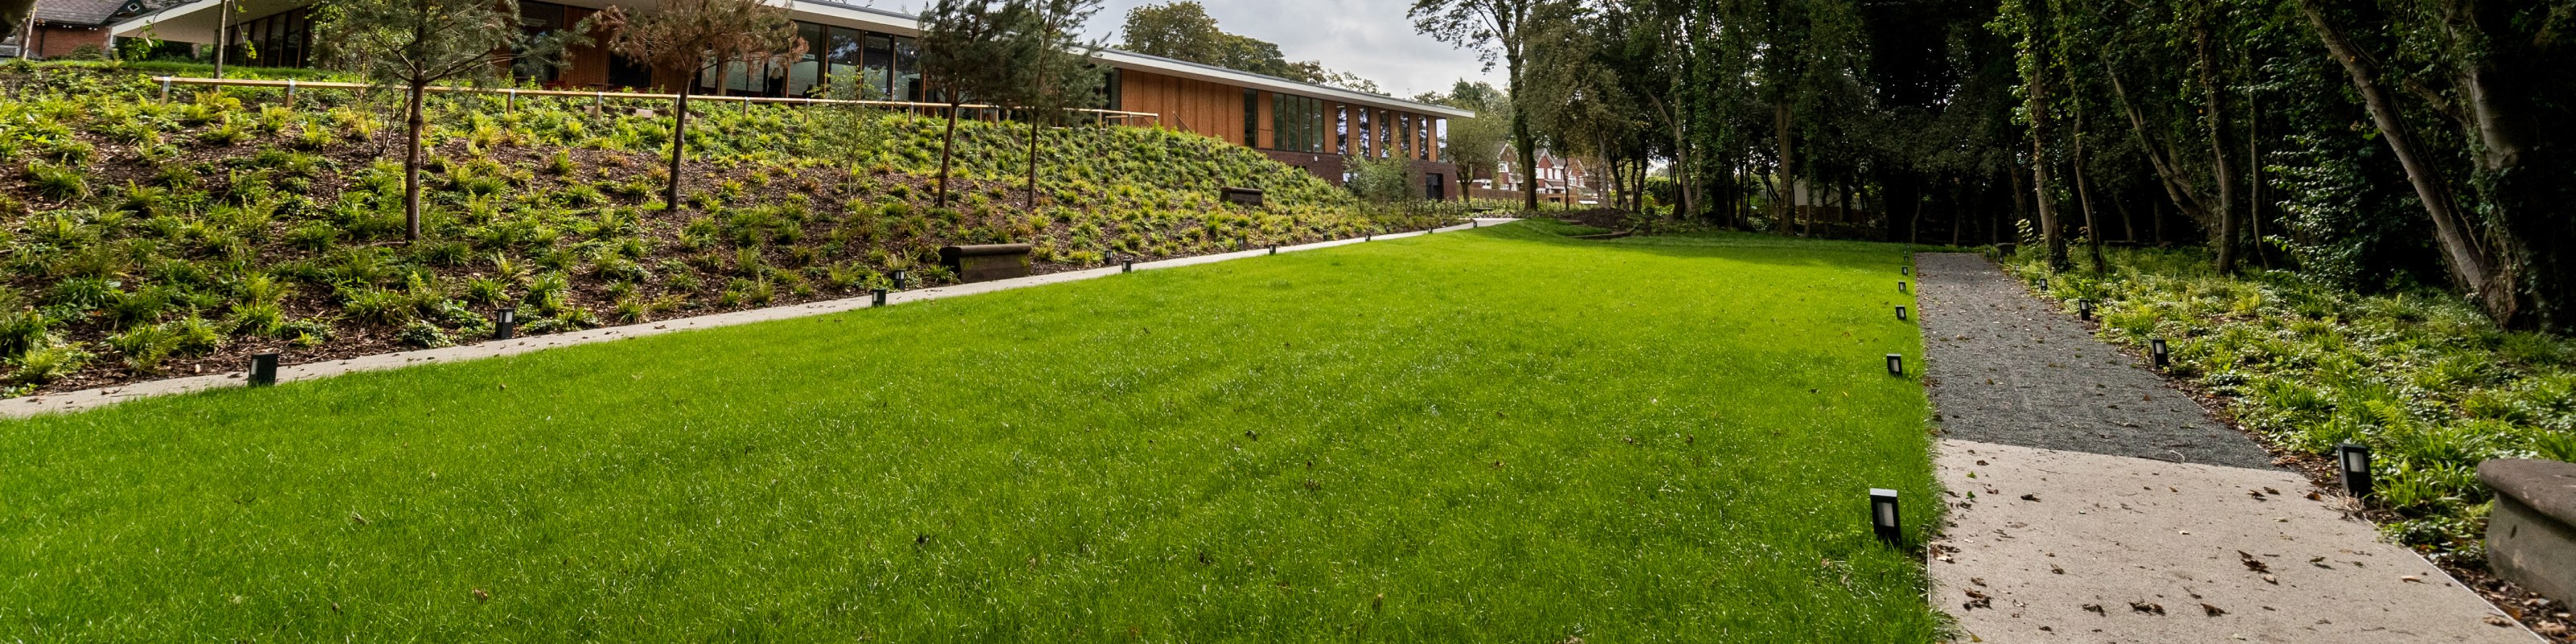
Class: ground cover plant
0,61,1446,397
2003,246,2576,565
0,225,1938,641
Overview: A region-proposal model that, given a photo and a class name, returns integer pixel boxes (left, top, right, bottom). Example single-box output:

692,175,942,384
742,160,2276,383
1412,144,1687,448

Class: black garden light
494,309,516,340
2149,338,2169,369
1269,245,1278,255
2336,443,2375,501
1870,489,1902,547
1123,260,1134,274
1897,305,1909,321
1885,353,1904,376
871,287,888,307
1901,266,1910,276
891,270,910,290
2037,278,2050,290
249,353,279,387
1898,281,1909,294
2079,299,2094,320
1366,233,1374,242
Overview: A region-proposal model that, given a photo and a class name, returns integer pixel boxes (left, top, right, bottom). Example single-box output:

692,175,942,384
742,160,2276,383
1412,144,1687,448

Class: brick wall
31,24,107,59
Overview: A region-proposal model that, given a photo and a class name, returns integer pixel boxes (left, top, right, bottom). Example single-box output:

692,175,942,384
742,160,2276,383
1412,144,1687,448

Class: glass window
1356,109,1371,158
1244,89,1260,147
788,22,825,97
864,34,894,101
1335,105,1348,155
894,35,922,102
828,27,864,97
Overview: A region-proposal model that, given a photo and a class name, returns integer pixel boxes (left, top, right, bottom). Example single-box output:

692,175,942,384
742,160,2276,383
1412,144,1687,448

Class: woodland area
1418,0,2576,331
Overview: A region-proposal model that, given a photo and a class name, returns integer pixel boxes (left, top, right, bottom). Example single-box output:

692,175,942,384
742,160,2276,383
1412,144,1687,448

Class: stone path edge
0,218,1522,419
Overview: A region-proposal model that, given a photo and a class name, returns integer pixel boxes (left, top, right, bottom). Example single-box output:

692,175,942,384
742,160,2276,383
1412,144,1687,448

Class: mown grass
1,225,1938,641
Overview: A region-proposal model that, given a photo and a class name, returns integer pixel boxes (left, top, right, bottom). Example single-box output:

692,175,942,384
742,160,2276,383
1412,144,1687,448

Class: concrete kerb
0,218,1523,419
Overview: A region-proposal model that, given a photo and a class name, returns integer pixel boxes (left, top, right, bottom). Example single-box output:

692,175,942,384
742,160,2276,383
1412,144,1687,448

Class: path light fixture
1897,305,1909,321
1472,220,1480,228
1366,233,1374,242
2149,338,2169,369
1123,260,1134,274
2037,278,2050,290
871,287,888,307
1269,245,1278,255
891,270,909,291
1901,266,1910,276
494,309,516,341
2079,299,2094,321
2336,443,2375,501
1871,489,1902,547
1885,353,1904,376
1898,281,1909,294
249,353,279,387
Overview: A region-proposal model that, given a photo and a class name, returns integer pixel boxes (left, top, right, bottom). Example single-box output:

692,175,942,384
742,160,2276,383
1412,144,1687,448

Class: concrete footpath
1914,253,2535,643
0,218,1517,419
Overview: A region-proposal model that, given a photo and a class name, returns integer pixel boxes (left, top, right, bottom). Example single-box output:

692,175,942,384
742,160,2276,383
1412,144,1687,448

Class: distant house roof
35,0,147,26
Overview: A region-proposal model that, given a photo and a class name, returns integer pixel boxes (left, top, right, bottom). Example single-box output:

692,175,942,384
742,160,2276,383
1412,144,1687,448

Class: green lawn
0,225,1938,641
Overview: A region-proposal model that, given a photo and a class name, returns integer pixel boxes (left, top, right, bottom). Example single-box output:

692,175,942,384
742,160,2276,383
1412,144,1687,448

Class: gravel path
1913,252,2276,469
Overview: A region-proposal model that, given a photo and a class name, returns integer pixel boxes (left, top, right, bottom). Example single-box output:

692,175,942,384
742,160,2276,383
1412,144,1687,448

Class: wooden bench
939,243,1034,283
2483,458,2576,605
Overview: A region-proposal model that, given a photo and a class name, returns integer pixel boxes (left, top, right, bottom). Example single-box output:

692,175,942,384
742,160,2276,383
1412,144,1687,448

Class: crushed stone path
1914,252,2534,643
0,219,1518,419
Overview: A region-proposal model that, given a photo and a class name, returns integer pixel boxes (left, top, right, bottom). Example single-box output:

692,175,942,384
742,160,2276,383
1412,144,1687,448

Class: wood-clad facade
1110,68,1458,194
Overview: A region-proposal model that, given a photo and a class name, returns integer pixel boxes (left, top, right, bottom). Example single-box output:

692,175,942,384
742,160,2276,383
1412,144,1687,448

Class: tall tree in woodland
601,0,804,212
316,0,576,242
2001,0,2067,268
997,0,1107,212
1412,0,1563,212
920,0,1037,208
2293,0,2576,328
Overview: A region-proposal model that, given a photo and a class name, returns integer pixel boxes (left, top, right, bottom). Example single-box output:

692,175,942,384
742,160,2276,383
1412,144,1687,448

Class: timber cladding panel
1119,70,1246,146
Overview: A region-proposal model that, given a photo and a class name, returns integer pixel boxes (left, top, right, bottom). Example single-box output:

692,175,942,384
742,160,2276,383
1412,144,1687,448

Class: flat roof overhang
110,0,1472,119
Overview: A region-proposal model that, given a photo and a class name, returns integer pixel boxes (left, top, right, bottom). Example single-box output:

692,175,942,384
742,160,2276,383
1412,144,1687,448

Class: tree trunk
402,81,427,242
665,83,691,212
2073,112,2105,273
2024,20,2066,269
1507,51,1538,213
2297,0,2514,320
1026,112,1042,212
937,103,960,208
2006,163,2026,246
2247,83,2268,267
2106,68,2218,230
213,0,232,78
2195,10,2240,274
1773,101,1794,234
2116,181,2137,242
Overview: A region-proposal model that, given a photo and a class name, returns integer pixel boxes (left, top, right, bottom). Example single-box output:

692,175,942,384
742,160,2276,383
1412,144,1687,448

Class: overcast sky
864,0,1502,98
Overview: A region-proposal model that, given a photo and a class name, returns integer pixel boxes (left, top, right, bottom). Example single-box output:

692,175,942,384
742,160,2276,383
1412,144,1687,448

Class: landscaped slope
0,63,1445,396
0,225,1938,641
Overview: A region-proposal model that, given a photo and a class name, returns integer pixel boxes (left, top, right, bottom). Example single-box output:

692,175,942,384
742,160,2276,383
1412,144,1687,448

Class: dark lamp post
2337,444,2375,501
1897,305,1909,321
249,353,279,387
1885,353,1904,376
2149,338,2169,369
495,309,516,340
1871,489,1901,546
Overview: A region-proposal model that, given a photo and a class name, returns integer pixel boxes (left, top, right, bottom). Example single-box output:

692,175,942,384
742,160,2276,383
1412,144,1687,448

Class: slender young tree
919,0,1037,208
1412,0,1562,212
999,0,1107,212
316,0,568,242
601,0,803,212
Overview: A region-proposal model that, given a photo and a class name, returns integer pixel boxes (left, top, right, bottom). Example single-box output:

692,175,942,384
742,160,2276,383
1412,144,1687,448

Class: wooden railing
148,76,1163,126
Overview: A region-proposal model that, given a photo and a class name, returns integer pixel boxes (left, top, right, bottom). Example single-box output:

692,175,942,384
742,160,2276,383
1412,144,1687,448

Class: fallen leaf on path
2238,551,2270,573
2083,604,2106,615
2020,493,2041,502
2202,603,2227,617
2130,601,2166,616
